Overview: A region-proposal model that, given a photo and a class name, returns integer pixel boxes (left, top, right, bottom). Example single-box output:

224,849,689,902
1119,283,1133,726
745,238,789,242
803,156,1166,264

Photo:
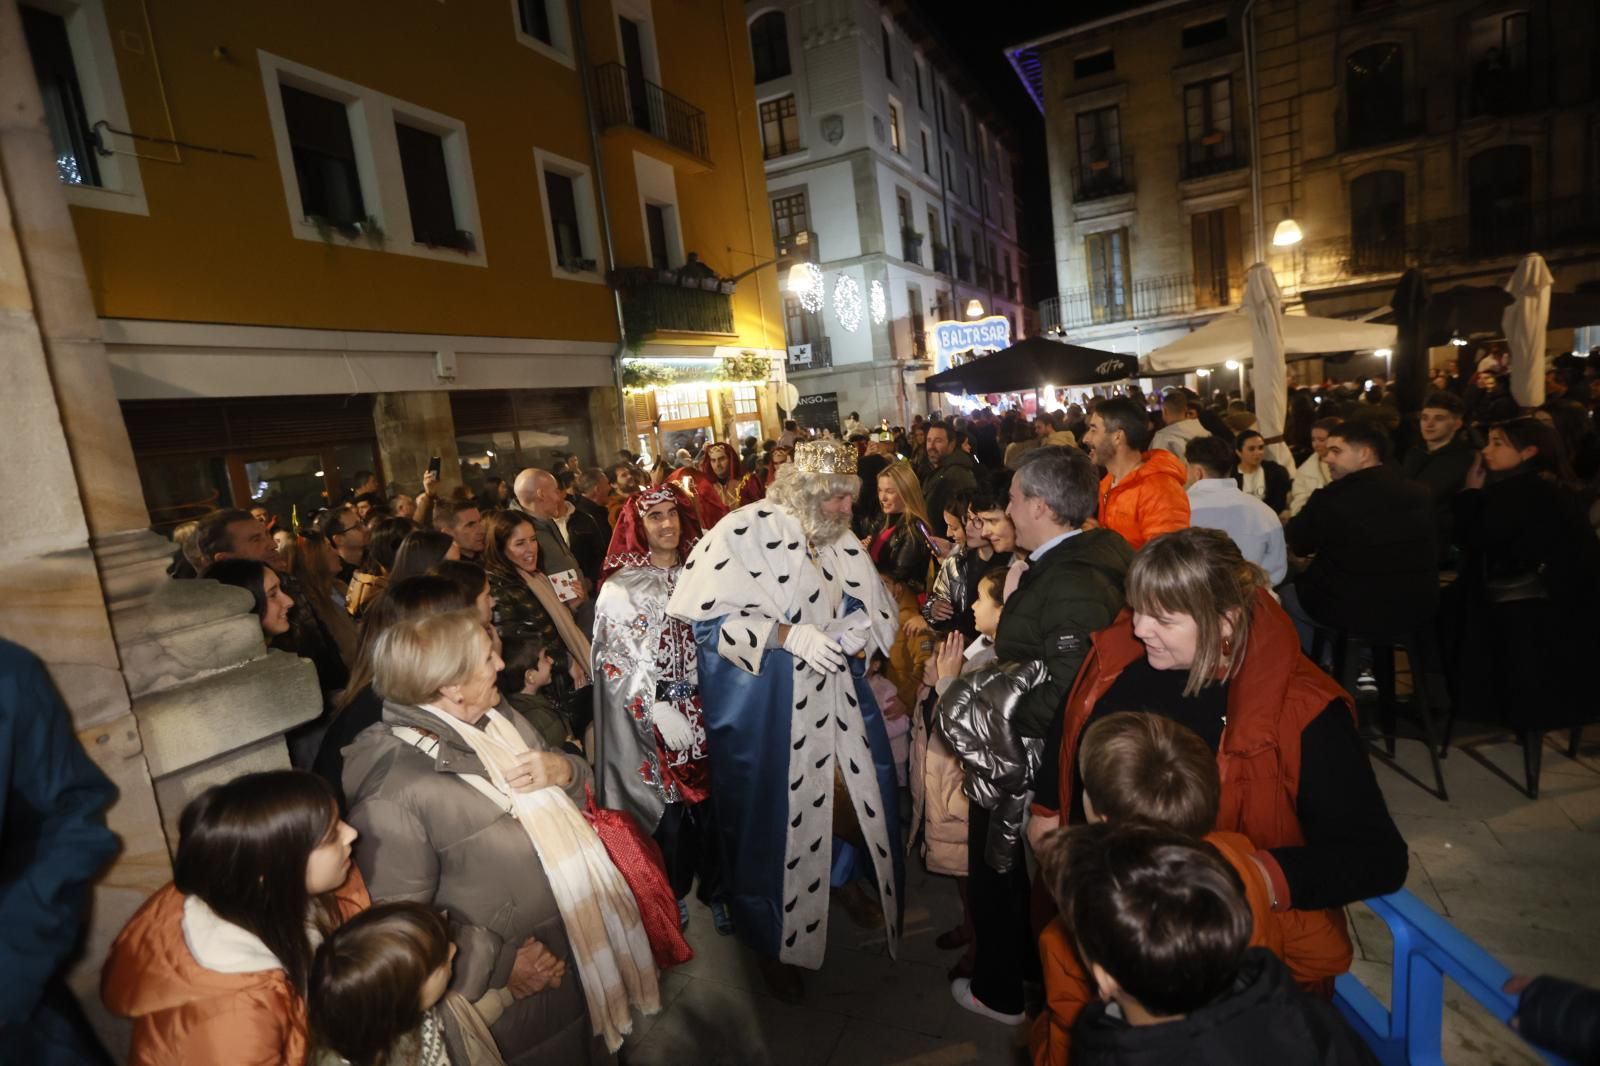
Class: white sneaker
950,977,1025,1025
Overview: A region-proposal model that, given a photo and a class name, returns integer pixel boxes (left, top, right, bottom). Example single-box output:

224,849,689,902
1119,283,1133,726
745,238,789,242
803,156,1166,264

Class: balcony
1179,134,1247,181
1074,153,1133,203
613,268,734,339
1460,64,1538,119
931,243,951,274
955,252,972,282
1039,271,1237,332
787,336,832,370
901,228,924,266
1299,195,1600,285
593,63,710,166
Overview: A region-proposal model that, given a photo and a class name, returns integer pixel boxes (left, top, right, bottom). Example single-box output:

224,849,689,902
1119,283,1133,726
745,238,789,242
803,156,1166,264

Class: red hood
698,444,742,484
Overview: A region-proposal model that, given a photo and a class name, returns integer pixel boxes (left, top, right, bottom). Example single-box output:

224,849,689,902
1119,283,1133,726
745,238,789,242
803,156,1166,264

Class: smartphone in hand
427,455,442,477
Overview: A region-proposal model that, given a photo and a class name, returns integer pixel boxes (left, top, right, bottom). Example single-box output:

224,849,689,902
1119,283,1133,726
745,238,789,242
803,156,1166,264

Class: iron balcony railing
616,275,734,337
593,62,710,164
1073,152,1133,202
1179,135,1247,180
787,336,832,370
955,252,972,282
1298,195,1600,283
1039,270,1240,332
931,243,951,274
901,228,924,266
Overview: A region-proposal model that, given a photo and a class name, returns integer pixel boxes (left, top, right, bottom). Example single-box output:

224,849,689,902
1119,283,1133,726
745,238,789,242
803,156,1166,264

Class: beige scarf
417,707,658,1051
520,569,592,666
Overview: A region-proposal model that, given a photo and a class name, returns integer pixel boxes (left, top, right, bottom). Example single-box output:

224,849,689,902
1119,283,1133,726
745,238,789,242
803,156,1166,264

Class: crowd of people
8,354,1600,1065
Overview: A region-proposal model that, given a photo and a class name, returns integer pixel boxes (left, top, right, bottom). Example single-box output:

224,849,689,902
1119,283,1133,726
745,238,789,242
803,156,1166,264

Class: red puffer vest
1057,588,1352,864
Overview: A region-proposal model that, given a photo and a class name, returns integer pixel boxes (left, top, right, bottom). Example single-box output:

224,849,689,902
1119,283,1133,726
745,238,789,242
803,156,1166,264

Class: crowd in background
7,348,1600,1066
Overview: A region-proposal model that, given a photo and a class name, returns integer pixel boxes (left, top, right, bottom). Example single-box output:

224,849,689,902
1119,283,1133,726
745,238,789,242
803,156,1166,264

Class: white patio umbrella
1146,307,1397,371
1241,264,1293,467
1502,253,1553,408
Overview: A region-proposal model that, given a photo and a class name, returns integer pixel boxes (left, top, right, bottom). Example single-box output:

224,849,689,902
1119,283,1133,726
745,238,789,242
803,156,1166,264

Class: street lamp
965,298,985,319
1272,218,1303,247
1224,359,1241,370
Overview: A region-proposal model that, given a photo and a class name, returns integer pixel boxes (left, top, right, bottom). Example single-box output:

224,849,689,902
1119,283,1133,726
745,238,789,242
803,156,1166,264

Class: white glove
783,623,847,674
823,612,872,656
650,702,696,752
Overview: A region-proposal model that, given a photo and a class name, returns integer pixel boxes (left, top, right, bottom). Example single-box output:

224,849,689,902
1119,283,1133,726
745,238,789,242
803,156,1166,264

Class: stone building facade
745,0,1032,428
1012,0,1600,373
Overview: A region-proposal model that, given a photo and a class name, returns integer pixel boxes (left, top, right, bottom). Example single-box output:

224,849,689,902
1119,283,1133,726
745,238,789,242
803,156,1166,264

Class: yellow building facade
22,0,785,525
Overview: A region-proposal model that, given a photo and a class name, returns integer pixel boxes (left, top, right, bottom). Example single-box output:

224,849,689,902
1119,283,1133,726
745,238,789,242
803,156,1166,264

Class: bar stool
1312,626,1449,801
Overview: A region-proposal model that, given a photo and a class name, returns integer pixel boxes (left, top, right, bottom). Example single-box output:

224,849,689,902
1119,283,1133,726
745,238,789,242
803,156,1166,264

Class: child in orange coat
1031,712,1352,1066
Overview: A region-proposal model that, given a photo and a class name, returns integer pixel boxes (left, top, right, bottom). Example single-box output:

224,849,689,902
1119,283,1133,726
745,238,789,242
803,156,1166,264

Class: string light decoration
869,280,888,326
834,273,863,333
793,262,825,313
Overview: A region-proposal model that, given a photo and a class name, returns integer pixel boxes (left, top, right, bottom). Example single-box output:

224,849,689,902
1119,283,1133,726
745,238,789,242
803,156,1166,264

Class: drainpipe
570,0,633,451
1242,0,1265,264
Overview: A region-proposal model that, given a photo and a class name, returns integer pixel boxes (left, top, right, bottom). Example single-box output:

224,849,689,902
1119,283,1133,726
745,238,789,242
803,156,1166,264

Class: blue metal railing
1334,889,1573,1065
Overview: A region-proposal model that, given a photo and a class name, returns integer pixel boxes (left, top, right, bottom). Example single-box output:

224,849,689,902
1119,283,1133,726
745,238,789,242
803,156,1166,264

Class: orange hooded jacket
1096,449,1191,550
102,868,369,1066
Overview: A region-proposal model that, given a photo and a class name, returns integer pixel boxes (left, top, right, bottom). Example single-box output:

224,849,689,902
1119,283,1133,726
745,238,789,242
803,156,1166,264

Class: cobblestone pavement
624,726,1599,1065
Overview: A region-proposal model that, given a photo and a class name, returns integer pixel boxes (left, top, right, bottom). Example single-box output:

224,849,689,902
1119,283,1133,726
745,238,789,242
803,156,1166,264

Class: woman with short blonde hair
343,609,658,1062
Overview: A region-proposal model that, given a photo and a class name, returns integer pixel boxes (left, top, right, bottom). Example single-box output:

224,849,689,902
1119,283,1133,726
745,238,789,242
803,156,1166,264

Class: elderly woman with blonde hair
342,609,659,1063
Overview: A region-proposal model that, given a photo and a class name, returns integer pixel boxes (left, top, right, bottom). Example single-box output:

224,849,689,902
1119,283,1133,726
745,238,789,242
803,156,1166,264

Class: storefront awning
920,336,1136,394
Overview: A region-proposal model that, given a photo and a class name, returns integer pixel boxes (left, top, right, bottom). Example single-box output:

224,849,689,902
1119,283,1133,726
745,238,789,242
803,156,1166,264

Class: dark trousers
967,804,1037,1015
653,799,721,904
0,975,114,1066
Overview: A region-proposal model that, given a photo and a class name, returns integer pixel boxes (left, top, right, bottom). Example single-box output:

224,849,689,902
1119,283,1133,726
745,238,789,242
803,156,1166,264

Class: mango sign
933,316,1011,364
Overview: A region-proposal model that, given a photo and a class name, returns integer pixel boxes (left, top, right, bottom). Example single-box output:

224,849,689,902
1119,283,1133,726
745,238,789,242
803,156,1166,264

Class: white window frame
509,0,576,70
26,0,147,215
612,0,662,87
259,52,487,266
534,147,604,285
633,150,684,269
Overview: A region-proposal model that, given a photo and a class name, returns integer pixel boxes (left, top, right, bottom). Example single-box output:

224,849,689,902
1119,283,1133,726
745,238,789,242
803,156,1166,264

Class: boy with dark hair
1032,712,1354,1066
1049,822,1376,1066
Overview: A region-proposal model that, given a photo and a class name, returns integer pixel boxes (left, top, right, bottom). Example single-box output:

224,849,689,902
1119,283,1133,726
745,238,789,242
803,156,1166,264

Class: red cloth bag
580,788,694,970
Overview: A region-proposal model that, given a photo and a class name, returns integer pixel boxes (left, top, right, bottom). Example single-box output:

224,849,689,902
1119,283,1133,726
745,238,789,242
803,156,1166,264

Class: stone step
113,580,270,697
96,529,183,602
135,649,321,779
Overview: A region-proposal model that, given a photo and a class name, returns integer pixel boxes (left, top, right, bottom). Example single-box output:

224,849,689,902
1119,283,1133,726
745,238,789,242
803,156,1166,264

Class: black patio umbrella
1390,269,1431,417
920,336,1137,395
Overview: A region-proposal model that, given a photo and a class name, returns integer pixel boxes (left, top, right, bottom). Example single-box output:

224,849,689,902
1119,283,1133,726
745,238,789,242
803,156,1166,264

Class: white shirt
1239,465,1267,501
1149,418,1210,463
1287,454,1331,517
1186,478,1288,585
1029,527,1083,563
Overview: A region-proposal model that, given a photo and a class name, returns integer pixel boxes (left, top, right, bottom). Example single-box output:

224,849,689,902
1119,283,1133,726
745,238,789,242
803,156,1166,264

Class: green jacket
920,448,979,526
993,528,1133,738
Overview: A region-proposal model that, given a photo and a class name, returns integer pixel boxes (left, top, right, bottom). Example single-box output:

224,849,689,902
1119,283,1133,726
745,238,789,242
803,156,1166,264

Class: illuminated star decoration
794,262,825,313
834,273,863,333
869,280,888,326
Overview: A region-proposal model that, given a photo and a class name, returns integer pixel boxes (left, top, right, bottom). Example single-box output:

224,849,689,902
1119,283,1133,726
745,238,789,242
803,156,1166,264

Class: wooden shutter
1224,207,1245,305
1192,212,1219,309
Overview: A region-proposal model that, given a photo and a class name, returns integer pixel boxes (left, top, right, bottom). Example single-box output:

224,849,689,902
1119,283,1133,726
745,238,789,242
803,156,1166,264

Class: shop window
396,122,468,250
245,454,335,532
749,11,790,83
20,5,100,187
136,455,231,533
281,84,366,228
655,385,712,424
760,95,801,160
456,432,520,497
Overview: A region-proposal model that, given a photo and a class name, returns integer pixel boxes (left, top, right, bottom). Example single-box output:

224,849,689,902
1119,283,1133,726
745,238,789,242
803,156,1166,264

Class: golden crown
793,439,858,475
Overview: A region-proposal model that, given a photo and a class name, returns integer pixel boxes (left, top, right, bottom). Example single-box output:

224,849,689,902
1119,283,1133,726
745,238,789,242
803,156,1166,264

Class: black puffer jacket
936,659,1048,873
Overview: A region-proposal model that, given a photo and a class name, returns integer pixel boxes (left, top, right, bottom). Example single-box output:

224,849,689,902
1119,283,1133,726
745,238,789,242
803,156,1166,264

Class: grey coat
342,701,608,1066
935,660,1048,873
